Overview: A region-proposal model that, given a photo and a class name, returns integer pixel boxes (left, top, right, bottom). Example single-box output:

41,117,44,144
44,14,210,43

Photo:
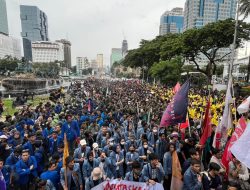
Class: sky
6,0,186,67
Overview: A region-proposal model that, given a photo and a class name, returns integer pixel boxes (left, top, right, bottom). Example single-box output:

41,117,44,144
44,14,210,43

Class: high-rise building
184,0,237,68
110,48,123,68
0,0,9,35
76,57,89,75
97,54,104,75
56,39,72,68
184,0,237,31
32,41,64,63
122,40,128,57
0,34,21,59
159,7,184,35
20,5,49,61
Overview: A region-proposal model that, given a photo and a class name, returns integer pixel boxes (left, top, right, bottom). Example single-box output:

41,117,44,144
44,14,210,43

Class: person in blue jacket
5,147,22,188
183,159,202,190
34,141,45,175
73,139,91,164
142,153,165,185
82,152,100,180
49,131,63,156
125,161,144,182
22,132,36,156
60,156,83,190
138,140,154,166
55,101,62,114
0,158,10,188
110,144,124,178
125,145,139,172
97,152,113,180
15,149,38,190
40,160,60,189
163,142,175,190
61,114,80,154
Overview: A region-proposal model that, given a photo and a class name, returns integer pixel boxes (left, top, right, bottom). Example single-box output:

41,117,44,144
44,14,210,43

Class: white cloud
6,0,186,66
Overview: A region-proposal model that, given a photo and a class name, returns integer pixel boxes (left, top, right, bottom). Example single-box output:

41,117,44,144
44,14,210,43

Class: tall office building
184,0,237,68
159,7,184,35
20,5,49,61
110,48,123,68
122,40,128,57
56,39,72,68
97,54,104,75
184,0,237,31
0,0,9,35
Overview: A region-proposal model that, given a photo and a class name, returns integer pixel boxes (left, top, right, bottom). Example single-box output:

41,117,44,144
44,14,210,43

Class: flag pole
187,112,191,137
63,133,69,189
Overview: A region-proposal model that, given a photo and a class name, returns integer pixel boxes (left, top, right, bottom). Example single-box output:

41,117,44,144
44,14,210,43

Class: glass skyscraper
184,0,237,31
0,0,9,35
159,8,184,36
20,5,49,61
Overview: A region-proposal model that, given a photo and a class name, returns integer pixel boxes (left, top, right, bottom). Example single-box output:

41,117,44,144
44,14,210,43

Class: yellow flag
63,133,69,168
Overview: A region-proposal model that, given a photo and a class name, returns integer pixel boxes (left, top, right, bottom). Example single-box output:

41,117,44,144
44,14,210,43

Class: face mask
143,145,148,149
110,142,114,146
121,142,125,145
153,129,157,133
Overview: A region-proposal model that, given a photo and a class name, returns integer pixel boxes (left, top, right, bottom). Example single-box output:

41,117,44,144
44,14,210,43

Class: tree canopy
121,19,250,83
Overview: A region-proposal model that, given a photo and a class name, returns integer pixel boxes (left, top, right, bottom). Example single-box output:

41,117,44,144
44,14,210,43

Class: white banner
91,179,164,190
231,122,250,169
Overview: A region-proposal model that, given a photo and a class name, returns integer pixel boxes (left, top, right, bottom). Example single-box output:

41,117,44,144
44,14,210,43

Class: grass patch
2,99,17,116
2,95,50,116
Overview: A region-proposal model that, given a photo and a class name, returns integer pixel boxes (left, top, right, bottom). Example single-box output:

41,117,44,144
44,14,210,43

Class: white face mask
153,129,157,133
121,142,125,145
110,142,114,146
143,145,148,149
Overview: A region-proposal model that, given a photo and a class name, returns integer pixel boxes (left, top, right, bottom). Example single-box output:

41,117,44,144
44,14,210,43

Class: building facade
0,0,9,35
76,57,89,75
159,7,184,35
56,39,72,68
122,40,128,57
184,0,237,69
110,48,123,68
0,33,21,59
20,5,49,61
184,0,237,31
97,54,104,74
32,41,64,63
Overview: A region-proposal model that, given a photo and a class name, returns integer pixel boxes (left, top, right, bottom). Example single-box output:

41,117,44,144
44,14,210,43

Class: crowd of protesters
0,78,249,190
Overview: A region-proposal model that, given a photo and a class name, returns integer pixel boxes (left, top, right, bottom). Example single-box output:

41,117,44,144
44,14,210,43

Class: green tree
0,55,19,72
160,19,250,82
150,57,183,85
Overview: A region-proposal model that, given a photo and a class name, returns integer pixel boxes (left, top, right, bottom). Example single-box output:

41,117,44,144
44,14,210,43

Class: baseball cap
80,139,87,146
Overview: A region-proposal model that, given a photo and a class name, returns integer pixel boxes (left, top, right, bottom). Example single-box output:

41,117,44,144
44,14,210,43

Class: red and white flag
213,78,233,149
237,96,250,114
231,121,250,169
221,116,247,171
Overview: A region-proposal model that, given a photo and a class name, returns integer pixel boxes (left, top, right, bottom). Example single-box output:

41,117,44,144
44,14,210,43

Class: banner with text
91,179,164,190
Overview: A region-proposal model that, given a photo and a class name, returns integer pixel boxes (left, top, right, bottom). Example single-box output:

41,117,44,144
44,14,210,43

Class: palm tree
239,0,250,82
239,0,250,19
